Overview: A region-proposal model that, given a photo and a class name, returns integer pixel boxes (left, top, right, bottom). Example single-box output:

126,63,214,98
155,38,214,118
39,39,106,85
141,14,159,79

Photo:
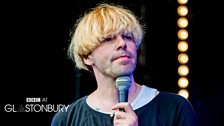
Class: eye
122,33,134,41
102,35,114,42
103,37,112,42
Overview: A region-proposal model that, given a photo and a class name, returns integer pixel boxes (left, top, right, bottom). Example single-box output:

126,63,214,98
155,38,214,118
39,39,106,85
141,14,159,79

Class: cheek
92,51,111,65
129,44,138,55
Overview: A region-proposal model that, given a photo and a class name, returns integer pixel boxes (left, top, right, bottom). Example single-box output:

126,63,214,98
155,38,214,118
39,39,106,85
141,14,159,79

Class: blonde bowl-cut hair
68,3,144,71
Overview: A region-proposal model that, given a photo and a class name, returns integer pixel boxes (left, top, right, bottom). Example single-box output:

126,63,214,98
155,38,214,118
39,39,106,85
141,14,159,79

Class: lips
117,55,130,59
112,54,130,61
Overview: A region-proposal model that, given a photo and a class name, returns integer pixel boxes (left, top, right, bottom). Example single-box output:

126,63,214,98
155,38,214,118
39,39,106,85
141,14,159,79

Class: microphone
115,76,131,111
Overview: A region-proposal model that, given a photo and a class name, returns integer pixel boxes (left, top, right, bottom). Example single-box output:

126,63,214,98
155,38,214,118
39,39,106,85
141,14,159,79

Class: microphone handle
118,89,128,112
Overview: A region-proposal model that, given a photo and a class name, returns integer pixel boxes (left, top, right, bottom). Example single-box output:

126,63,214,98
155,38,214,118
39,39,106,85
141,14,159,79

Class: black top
51,91,196,126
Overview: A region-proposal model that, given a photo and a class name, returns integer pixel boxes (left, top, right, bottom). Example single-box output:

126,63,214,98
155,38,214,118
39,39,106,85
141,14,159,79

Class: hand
112,102,138,126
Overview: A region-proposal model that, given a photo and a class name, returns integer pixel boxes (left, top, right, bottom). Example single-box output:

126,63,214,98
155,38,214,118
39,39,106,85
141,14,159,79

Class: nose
116,35,127,50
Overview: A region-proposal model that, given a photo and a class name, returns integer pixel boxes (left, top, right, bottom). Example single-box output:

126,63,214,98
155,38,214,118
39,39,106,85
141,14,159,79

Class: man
51,3,196,126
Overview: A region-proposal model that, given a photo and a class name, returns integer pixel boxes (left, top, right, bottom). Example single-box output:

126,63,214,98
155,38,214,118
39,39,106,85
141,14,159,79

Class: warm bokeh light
177,0,188,4
178,53,189,64
178,65,189,76
178,89,189,99
178,77,189,88
178,29,188,40
177,17,188,28
177,0,190,101
177,6,188,16
178,41,188,52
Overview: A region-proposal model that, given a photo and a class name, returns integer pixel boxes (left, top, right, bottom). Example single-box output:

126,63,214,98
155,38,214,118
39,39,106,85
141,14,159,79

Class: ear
83,55,94,66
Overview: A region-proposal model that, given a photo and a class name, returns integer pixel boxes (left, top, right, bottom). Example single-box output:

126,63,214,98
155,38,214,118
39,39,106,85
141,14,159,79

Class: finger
112,102,132,112
112,102,129,110
113,111,127,126
113,111,138,126
114,111,126,119
114,119,126,126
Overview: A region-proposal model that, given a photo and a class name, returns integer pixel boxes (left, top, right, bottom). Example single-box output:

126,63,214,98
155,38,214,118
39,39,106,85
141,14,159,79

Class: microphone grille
115,76,131,90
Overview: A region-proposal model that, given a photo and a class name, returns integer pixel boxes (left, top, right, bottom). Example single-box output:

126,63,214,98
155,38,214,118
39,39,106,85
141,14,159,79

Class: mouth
112,54,130,61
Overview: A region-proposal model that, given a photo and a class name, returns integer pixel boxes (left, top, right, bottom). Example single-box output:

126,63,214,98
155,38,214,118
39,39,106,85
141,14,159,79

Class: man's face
84,32,138,78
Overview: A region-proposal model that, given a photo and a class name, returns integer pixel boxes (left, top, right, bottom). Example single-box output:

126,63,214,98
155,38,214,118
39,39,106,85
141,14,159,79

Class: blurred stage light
177,0,188,5
177,17,188,28
178,29,188,40
178,53,189,64
178,41,188,52
178,89,189,99
178,65,189,76
178,77,189,88
177,6,188,16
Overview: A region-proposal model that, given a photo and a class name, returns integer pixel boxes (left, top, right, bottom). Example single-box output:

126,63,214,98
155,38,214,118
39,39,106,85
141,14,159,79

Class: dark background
1,0,223,126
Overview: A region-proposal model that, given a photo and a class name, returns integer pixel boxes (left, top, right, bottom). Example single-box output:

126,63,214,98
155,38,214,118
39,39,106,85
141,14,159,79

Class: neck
96,74,135,100
87,75,141,112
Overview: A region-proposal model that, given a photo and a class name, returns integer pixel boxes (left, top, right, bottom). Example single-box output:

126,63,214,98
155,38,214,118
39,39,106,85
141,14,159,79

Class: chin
111,63,136,76
114,69,134,77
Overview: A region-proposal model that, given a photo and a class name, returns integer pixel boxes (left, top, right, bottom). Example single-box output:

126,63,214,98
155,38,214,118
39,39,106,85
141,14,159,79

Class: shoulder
158,91,193,107
141,85,192,107
50,96,88,126
158,91,196,125
158,91,187,101
156,91,195,117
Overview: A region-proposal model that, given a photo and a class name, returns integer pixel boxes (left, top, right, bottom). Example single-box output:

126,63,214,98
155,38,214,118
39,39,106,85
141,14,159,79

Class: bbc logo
26,98,41,102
